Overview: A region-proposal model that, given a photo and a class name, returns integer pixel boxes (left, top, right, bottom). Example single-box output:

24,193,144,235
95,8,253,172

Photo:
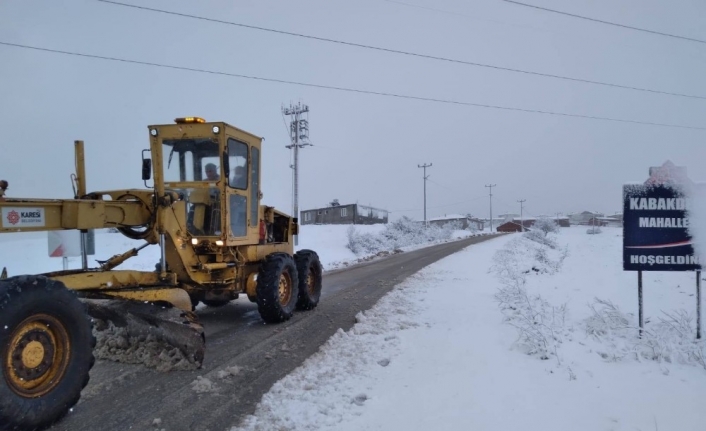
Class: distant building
496,217,569,232
586,216,624,227
496,221,525,233
568,211,605,225
554,217,571,228
426,214,484,230
605,213,623,226
497,213,520,222
586,217,608,227
483,217,506,229
300,202,388,225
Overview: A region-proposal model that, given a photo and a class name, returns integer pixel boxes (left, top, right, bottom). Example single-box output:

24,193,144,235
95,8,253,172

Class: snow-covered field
233,226,706,431
4,225,704,430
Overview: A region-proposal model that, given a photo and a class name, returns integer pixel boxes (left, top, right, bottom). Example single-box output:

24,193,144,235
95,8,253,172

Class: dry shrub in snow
524,229,559,250
585,298,706,369
493,236,567,281
346,217,458,256
586,227,602,234
495,281,568,361
492,235,570,362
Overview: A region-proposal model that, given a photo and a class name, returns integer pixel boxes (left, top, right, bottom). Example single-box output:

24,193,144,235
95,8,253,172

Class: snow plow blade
83,299,205,372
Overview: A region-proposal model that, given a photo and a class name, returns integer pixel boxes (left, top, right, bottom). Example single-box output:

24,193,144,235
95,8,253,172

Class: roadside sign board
623,164,701,272
48,230,95,257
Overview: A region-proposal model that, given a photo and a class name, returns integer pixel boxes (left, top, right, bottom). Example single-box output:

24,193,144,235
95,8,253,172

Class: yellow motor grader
0,118,322,430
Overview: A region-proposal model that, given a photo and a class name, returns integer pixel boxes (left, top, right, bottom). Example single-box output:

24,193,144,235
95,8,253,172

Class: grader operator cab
0,118,322,431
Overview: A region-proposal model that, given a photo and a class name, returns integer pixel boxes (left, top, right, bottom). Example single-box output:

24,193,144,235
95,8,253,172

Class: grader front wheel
0,276,95,431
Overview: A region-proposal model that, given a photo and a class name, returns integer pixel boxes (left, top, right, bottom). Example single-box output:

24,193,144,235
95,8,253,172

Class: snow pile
232,271,434,431
345,216,463,256
92,321,199,372
191,376,218,393
217,365,243,379
492,230,567,281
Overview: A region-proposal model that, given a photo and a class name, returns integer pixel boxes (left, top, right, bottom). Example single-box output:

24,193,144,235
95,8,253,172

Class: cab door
224,132,261,245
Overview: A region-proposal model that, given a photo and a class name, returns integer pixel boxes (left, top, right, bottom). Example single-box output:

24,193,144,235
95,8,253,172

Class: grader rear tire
0,275,95,431
294,250,323,311
256,253,299,323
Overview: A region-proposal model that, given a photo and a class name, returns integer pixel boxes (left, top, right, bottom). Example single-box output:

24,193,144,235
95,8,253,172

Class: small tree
533,217,559,236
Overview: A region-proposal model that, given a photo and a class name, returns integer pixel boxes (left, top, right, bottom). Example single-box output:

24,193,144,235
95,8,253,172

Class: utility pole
517,199,526,232
283,102,311,245
418,163,432,226
485,184,496,232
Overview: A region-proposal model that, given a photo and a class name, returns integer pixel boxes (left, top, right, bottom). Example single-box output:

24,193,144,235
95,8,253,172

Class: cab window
162,138,219,183
250,147,260,226
227,138,248,190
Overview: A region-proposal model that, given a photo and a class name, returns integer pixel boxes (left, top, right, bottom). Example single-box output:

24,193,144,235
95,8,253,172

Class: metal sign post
698,271,702,340
638,270,644,338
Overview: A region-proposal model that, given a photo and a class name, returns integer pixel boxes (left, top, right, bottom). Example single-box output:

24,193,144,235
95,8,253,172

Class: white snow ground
233,226,706,431
3,225,704,430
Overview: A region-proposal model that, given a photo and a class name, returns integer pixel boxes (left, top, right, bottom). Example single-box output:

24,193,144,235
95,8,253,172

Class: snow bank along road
48,234,498,431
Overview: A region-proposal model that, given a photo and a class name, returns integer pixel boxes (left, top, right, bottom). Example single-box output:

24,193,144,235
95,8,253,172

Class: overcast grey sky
1,0,705,220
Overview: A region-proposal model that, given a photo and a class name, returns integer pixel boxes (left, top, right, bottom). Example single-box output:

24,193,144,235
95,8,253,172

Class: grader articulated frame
0,118,322,431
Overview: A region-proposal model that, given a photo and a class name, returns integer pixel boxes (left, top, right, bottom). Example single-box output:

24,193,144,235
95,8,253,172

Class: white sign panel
2,207,45,228
48,230,95,257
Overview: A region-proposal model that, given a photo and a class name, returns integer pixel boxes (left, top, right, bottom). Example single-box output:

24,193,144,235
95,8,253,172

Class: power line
1,41,704,131
96,0,706,100
426,178,459,192
501,0,706,45
378,0,550,34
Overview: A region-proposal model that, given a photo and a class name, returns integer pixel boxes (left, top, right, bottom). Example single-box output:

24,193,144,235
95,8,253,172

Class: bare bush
585,298,706,369
524,229,559,249
533,217,560,235
492,235,570,363
495,280,568,362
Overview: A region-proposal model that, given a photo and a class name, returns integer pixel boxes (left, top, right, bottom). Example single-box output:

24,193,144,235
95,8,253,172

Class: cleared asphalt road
50,235,498,431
